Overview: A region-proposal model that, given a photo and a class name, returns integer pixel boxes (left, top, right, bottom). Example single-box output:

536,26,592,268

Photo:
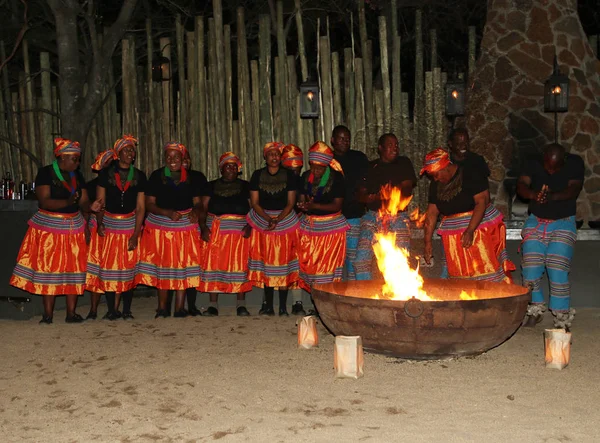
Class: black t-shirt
364,156,418,211
299,169,345,216
34,164,86,214
98,165,148,214
428,166,488,216
146,167,206,211
205,178,250,216
522,153,584,220
249,167,296,210
334,149,369,219
453,151,490,177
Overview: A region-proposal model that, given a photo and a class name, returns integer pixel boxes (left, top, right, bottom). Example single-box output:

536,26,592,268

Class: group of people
10,125,584,329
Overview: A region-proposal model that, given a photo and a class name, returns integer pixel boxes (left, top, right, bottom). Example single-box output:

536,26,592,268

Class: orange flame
459,289,477,300
378,184,412,218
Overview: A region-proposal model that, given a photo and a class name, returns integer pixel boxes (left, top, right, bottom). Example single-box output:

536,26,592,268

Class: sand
0,300,599,442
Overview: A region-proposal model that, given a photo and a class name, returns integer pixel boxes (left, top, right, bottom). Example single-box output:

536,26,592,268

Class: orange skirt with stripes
135,211,202,290
198,214,253,293
90,212,140,293
10,209,87,296
85,216,104,293
298,212,349,292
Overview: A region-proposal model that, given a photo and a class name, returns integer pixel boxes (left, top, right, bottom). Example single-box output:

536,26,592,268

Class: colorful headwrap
263,141,285,157
164,141,188,157
53,138,81,157
420,147,452,176
281,144,304,169
219,151,242,173
308,141,344,174
91,134,138,172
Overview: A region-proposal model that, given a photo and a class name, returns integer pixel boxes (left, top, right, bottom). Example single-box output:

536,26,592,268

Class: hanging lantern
152,56,171,83
544,57,569,113
299,81,320,119
445,80,465,116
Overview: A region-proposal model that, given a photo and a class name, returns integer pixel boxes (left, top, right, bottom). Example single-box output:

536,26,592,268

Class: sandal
65,313,84,323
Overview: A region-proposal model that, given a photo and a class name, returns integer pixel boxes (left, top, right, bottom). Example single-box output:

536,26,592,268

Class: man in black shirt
448,127,490,177
517,143,584,328
354,133,417,280
331,125,369,280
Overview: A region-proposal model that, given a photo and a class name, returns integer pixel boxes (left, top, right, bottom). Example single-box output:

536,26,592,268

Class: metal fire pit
312,279,530,360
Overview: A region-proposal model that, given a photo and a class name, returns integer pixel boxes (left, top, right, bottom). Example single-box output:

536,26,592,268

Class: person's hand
84,224,91,245
97,223,105,237
169,210,182,221
296,201,307,212
461,228,475,248
241,224,252,239
200,225,211,242
266,217,278,231
536,184,549,204
127,232,139,251
68,191,81,206
90,198,104,213
424,242,433,265
188,210,199,224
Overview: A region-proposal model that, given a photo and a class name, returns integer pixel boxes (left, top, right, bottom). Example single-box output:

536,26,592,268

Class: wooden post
23,40,39,176
414,10,424,204
237,7,251,179
39,52,52,166
358,0,373,148
213,0,227,147
250,60,261,172
430,29,438,69
401,92,410,162
122,38,133,134
391,0,398,39
196,16,208,170
287,55,298,145
319,36,334,140
187,30,199,167
374,90,384,159
344,48,356,138
208,20,219,176
294,0,308,82
276,1,289,144
392,35,402,138
378,16,391,133
176,15,187,144
224,24,233,152
258,15,274,145
468,26,477,79
1,42,20,176
354,58,366,154
159,37,173,141
433,68,445,147
332,52,343,127
273,57,282,140
17,79,32,182
424,71,434,211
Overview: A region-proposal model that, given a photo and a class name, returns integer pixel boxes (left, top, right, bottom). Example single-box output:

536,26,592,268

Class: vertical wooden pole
424,71,434,210
17,79,32,182
378,16,391,133
208,20,219,176
224,24,233,151
273,57,282,140
250,60,261,172
430,29,438,69
276,1,289,143
401,92,410,163
331,52,343,127
344,48,355,138
237,8,251,179
196,16,208,170
258,15,273,145
433,68,445,147
358,0,373,148
319,36,333,140
213,0,228,147
287,55,298,146
145,19,156,171
122,38,133,133
414,9,424,199
392,35,402,138
374,90,384,158
159,37,173,141
40,52,52,166
468,26,477,79
294,0,308,82
1,42,19,175
23,40,39,176
354,58,366,154
187,30,199,167
176,15,186,143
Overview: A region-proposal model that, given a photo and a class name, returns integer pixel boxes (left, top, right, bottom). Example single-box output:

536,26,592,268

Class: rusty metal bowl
312,279,530,360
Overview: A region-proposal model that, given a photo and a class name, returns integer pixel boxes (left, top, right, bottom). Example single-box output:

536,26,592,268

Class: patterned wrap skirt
198,213,253,294
89,212,140,293
136,210,202,290
85,215,104,293
10,209,87,296
437,205,515,284
246,208,300,288
298,212,349,292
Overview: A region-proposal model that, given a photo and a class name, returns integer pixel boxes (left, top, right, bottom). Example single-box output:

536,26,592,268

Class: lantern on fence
299,81,320,119
544,56,569,143
152,56,171,82
445,80,465,117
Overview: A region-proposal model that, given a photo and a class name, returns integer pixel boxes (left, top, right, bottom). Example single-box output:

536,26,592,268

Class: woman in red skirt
136,142,203,318
199,152,252,316
87,135,147,320
247,142,300,316
10,138,101,324
297,142,348,291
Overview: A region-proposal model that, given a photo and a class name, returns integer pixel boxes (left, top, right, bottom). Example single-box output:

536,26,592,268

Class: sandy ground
0,299,599,443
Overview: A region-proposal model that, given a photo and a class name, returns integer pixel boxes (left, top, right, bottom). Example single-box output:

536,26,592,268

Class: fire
378,184,412,217
373,233,432,301
459,289,477,300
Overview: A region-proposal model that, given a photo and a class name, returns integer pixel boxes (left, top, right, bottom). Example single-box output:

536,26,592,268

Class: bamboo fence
3,0,594,209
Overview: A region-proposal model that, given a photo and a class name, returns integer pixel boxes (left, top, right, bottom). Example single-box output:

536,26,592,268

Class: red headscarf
263,141,285,157
53,138,81,157
219,151,242,173
281,144,304,169
308,141,343,174
420,147,452,176
164,141,188,157
91,135,138,172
